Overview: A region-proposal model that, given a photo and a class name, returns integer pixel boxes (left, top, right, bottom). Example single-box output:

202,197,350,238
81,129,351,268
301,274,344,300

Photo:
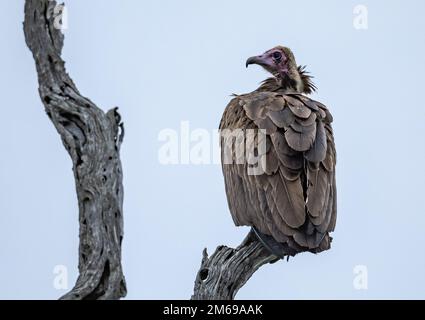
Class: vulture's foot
251,227,295,261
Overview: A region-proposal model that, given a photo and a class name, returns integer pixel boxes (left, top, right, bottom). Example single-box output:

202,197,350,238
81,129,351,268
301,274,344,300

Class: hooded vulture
219,46,337,258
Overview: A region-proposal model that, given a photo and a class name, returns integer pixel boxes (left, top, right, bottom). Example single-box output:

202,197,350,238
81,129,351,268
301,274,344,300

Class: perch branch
192,230,277,300
24,0,126,300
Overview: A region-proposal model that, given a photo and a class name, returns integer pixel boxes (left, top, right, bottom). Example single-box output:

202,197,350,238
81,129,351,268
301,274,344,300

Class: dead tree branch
24,0,126,300
192,230,276,300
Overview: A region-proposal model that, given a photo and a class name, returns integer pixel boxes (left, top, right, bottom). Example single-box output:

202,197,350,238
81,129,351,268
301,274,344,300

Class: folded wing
220,92,337,253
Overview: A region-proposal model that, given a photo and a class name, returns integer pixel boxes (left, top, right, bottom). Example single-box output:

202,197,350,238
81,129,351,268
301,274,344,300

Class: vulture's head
246,46,316,94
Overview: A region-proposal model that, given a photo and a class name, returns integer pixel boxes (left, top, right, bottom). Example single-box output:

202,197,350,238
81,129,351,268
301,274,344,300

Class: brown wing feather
220,92,336,254
305,120,327,163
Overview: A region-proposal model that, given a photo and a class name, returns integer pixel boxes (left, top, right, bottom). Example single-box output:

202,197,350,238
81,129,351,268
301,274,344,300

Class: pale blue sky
1,0,425,299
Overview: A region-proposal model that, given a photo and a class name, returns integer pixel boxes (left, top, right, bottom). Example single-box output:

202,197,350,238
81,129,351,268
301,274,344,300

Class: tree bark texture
192,231,276,300
24,0,126,300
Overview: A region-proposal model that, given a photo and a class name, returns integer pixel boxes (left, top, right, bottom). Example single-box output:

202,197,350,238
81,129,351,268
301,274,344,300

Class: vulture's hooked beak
246,55,268,68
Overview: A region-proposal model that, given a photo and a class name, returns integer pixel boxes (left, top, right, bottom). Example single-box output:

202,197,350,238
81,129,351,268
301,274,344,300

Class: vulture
219,46,337,258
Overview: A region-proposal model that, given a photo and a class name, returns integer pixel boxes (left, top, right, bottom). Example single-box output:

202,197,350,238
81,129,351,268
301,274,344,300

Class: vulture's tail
251,227,297,260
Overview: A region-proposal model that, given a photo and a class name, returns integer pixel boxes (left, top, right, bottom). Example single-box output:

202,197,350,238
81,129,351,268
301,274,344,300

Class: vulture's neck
255,77,299,94
255,66,316,95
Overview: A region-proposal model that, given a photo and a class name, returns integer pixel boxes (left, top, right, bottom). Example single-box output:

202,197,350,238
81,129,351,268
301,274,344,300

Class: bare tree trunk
192,230,276,300
24,0,126,300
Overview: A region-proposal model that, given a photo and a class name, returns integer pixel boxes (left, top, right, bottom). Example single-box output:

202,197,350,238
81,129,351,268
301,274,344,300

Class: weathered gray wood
192,231,276,300
24,0,126,300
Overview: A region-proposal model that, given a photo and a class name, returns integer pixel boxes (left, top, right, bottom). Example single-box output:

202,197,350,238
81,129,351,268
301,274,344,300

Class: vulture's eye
272,52,282,61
